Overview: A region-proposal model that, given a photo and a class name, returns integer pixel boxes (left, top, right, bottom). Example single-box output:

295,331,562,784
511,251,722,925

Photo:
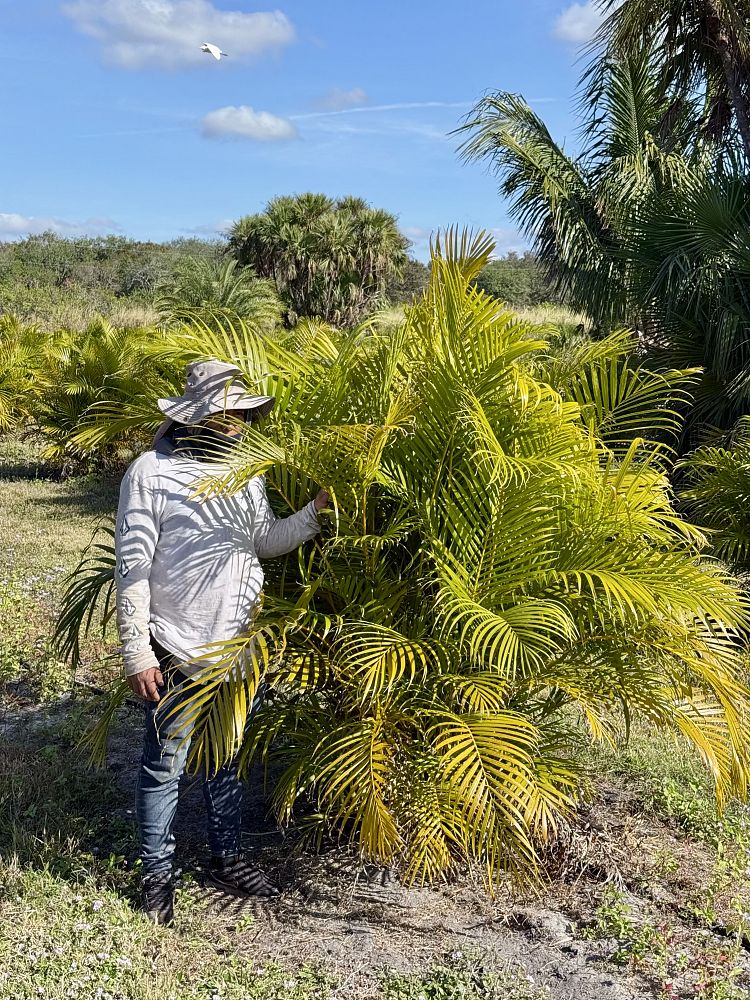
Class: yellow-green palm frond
56,227,750,888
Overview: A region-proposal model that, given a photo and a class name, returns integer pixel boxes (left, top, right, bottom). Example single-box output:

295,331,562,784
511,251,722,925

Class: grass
0,436,120,698
381,957,549,999
513,303,586,328
0,432,572,1000
590,724,750,847
0,283,157,331
0,864,335,1000
0,705,567,1000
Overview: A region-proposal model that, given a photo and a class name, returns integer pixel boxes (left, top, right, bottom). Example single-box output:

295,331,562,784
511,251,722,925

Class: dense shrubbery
0,232,220,298
474,252,564,308
53,232,750,885
0,224,436,330
0,233,221,330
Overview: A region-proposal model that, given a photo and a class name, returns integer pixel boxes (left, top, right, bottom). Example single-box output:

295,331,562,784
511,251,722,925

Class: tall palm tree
228,193,409,327
56,232,750,885
458,52,697,329
594,0,750,163
459,50,750,439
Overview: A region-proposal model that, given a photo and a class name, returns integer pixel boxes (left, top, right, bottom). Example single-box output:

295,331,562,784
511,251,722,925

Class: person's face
202,408,251,438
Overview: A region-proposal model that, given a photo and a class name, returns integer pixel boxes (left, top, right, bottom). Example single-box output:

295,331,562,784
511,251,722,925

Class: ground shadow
36,476,121,520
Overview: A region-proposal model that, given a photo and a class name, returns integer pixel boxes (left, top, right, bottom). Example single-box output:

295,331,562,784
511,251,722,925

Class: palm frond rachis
68,231,750,886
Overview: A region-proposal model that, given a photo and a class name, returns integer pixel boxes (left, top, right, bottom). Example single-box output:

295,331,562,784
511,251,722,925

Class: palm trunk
704,0,750,164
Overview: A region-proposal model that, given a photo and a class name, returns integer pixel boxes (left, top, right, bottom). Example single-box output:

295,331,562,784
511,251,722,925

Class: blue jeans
135,638,244,876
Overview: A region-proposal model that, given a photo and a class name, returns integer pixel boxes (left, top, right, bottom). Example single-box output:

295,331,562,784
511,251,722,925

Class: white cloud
182,219,234,236
553,2,603,44
489,227,528,256
403,226,432,244
63,0,294,70
313,88,369,112
201,105,298,141
0,213,119,241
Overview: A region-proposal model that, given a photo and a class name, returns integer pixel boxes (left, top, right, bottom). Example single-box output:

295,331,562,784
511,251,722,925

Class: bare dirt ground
8,691,748,1000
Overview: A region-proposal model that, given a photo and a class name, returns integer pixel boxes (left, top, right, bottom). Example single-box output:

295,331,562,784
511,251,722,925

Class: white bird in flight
201,42,228,60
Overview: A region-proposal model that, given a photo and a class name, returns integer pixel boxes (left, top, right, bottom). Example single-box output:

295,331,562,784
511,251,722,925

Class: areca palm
155,257,282,331
594,0,750,162
57,232,750,885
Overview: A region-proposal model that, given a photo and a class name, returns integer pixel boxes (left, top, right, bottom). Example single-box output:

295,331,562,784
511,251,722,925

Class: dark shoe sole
204,871,279,899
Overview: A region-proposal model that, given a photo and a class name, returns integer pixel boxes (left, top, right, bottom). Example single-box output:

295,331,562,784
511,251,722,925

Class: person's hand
127,667,164,702
313,489,330,512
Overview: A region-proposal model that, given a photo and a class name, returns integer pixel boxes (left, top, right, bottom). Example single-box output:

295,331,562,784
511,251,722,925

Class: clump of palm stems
56,231,750,886
228,193,409,327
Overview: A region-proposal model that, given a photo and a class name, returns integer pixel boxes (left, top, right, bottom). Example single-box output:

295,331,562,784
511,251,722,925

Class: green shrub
59,231,750,887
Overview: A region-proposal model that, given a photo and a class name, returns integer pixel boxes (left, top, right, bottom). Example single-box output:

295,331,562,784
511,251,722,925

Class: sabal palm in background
458,52,696,330
228,193,409,327
56,233,750,885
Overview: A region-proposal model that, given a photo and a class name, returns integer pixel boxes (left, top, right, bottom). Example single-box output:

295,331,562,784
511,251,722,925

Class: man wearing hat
115,360,328,925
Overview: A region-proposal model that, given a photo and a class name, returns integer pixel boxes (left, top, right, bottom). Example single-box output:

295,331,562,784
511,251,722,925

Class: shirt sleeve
115,458,163,676
251,476,321,559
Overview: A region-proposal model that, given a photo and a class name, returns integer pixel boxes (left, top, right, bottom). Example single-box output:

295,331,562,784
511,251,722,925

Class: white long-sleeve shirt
114,447,320,676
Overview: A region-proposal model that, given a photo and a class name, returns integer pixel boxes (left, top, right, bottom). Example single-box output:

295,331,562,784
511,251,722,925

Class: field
2,435,750,1000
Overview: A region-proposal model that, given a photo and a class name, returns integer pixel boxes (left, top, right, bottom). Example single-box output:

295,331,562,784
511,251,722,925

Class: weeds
381,953,549,1000
587,886,750,998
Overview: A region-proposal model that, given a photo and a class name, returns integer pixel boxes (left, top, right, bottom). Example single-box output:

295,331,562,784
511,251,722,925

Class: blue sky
1,0,603,259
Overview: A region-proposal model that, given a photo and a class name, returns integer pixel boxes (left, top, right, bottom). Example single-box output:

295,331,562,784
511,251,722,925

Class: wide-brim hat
152,359,275,447
157,359,275,424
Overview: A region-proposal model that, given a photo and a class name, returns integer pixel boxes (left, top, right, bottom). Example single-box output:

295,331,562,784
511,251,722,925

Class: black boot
142,871,175,925
206,855,279,898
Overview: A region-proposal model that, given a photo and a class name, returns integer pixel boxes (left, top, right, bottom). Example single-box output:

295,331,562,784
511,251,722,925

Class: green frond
55,227,750,887
52,525,116,668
